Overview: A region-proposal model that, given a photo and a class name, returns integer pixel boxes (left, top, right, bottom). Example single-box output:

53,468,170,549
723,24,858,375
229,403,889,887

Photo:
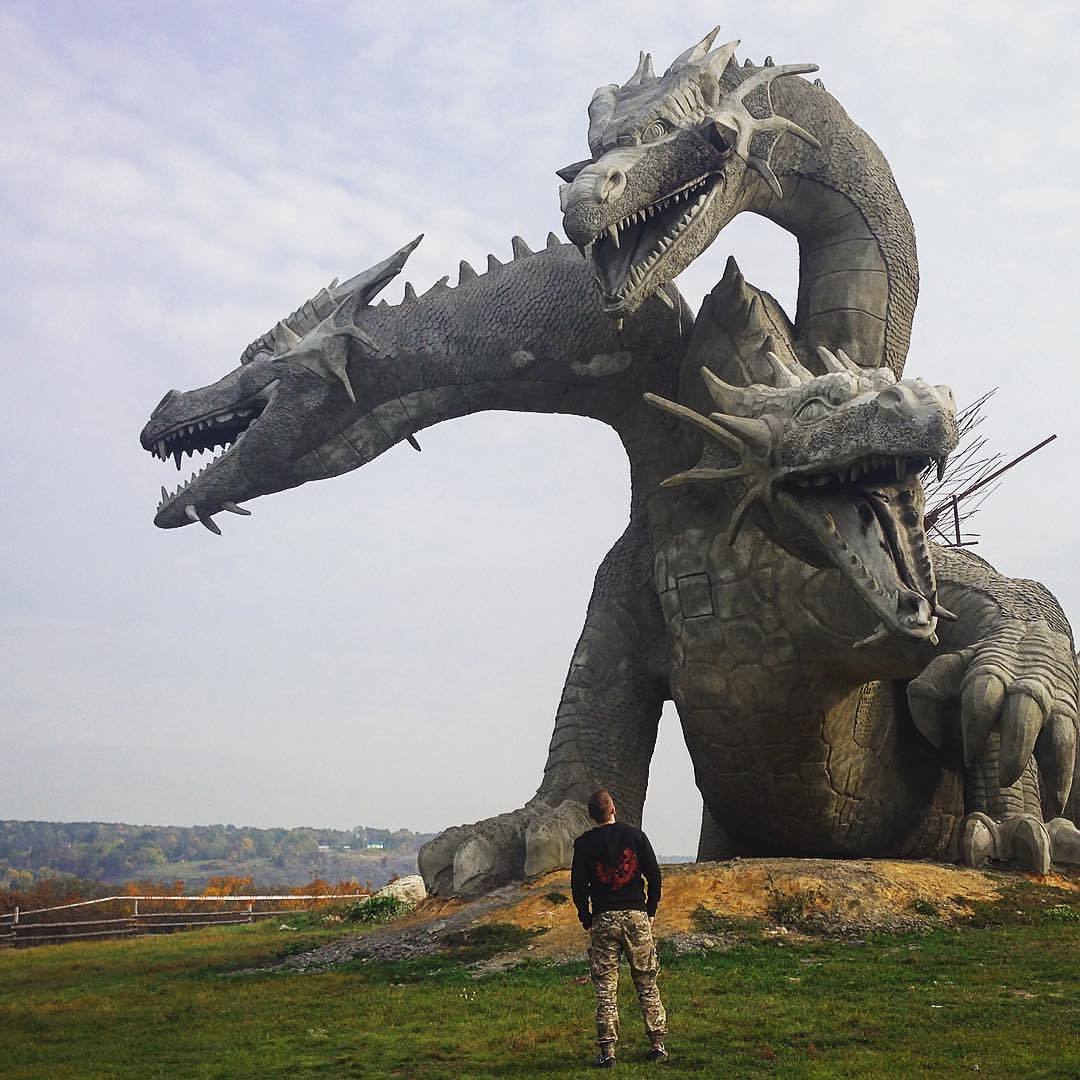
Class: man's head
588,789,616,824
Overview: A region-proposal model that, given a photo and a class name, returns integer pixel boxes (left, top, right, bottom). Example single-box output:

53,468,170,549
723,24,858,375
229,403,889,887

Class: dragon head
646,348,960,645
139,236,422,532
559,26,820,319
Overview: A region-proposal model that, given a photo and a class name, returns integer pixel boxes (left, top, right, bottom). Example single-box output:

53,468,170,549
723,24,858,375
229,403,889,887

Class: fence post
13,907,18,927
133,899,139,918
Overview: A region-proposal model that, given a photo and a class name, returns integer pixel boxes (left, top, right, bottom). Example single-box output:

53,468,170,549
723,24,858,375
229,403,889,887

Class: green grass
0,895,1077,1079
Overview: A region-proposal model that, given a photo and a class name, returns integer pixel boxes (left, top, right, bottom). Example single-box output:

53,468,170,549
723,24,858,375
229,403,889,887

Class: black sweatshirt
570,821,662,929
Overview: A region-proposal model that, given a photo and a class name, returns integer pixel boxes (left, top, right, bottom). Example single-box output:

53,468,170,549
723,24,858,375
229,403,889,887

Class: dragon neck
740,75,918,376
296,241,690,486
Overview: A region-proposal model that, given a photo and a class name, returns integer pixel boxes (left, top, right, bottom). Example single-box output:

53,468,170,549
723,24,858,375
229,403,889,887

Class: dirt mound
276,858,1078,974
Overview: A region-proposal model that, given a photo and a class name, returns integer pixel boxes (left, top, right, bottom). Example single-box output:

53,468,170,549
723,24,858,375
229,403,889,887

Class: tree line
0,820,431,887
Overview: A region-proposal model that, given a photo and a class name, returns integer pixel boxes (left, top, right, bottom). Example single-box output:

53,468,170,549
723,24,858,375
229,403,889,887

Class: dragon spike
458,260,477,283
835,348,863,373
547,231,561,249
816,345,849,374
708,412,773,456
660,464,752,488
422,275,450,297
336,323,379,353
766,110,823,151
763,351,802,389
720,253,745,291
700,40,740,82
328,277,339,290
403,282,417,302
733,61,820,103
325,350,356,402
747,155,783,199
708,59,821,185
333,234,423,306
643,393,747,454
668,25,721,73
511,236,533,259
775,346,815,383
727,486,762,546
487,253,503,272
701,366,756,414
274,320,303,353
626,50,644,86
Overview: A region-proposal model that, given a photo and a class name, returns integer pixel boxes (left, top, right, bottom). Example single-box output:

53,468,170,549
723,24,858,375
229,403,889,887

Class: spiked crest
240,235,423,367
236,235,424,401
582,25,820,197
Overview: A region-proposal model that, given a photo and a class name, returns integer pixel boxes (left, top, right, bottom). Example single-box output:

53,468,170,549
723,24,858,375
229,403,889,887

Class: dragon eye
641,120,668,143
796,397,832,423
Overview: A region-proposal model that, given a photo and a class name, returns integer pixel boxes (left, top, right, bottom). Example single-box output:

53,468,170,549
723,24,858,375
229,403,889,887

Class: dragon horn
767,111,823,151
835,348,863,373
727,487,763,546
816,345,848,374
708,413,773,456
747,156,783,199
734,62,820,101
660,464,752,489
333,234,424,307
626,50,655,87
763,351,802,389
668,25,721,73
700,367,757,413
643,393,747,455
701,40,740,82
274,321,303,354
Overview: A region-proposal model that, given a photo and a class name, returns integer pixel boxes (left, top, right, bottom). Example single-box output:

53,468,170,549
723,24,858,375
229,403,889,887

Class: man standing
571,788,667,1067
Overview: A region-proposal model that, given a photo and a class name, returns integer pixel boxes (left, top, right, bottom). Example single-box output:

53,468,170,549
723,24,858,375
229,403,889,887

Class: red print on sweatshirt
595,847,639,890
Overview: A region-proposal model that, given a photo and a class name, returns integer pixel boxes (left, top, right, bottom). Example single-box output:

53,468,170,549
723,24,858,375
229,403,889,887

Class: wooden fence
0,893,365,948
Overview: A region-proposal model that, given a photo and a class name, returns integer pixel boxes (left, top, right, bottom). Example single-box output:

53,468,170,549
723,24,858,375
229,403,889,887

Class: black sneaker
595,1050,616,1068
648,1042,669,1062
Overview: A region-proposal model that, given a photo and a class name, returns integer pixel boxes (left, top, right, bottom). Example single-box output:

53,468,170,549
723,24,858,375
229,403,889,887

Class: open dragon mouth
144,381,278,517
593,173,721,312
778,453,945,645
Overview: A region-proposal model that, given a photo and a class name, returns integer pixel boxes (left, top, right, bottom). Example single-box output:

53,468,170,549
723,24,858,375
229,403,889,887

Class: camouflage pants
588,909,666,1049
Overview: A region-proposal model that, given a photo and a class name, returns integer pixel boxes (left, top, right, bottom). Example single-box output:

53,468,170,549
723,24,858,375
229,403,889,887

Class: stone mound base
277,858,1078,974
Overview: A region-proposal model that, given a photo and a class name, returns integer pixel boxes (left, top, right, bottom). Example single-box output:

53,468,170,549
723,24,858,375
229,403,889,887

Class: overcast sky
2,1,1078,856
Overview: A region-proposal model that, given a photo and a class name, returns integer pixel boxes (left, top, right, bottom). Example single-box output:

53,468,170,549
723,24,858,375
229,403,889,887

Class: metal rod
926,433,1057,528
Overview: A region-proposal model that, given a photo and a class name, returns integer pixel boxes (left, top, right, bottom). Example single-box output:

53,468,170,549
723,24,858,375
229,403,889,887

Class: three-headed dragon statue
140,27,1080,894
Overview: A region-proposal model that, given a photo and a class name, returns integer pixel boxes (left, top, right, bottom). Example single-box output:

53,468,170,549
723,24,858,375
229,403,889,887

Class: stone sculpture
140,27,1079,895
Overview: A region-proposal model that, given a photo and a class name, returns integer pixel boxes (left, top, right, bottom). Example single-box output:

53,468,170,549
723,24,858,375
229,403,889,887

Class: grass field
1,888,1077,1079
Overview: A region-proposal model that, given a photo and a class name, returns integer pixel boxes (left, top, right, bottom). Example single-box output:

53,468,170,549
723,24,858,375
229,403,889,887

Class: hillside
0,820,433,891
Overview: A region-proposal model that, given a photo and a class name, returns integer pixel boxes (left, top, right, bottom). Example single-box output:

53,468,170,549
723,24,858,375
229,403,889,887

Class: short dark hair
587,789,615,823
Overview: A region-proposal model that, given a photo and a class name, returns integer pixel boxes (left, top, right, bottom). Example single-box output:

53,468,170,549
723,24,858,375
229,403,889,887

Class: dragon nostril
601,169,626,203
876,386,905,414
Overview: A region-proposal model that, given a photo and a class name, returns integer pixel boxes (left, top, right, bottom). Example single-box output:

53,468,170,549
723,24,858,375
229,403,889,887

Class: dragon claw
958,812,1051,875
417,798,594,897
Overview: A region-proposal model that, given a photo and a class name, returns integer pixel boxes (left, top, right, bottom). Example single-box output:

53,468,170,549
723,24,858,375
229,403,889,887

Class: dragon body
140,27,1080,894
